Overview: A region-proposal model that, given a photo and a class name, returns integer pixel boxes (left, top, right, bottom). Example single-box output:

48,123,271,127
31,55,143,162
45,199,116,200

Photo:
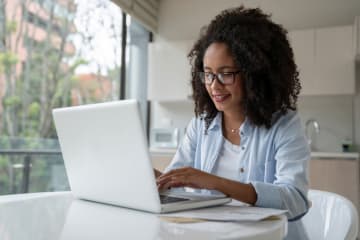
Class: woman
156,6,310,240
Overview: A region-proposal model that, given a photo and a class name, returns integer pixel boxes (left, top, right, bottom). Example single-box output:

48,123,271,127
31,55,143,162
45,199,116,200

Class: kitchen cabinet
147,40,193,101
314,25,355,94
149,24,355,100
289,25,355,95
288,29,315,95
355,16,360,61
309,158,359,210
150,153,174,172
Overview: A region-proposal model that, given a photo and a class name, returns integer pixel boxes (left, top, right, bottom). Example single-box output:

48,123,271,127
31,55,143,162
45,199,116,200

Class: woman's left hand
156,167,220,191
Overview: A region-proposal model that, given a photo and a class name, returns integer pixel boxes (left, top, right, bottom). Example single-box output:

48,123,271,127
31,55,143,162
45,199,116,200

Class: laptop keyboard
160,195,189,204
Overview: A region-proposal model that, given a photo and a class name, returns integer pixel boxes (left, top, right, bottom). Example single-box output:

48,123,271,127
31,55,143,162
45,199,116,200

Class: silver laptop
52,99,230,213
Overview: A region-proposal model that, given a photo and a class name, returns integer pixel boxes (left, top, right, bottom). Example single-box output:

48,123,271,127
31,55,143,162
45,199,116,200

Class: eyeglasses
198,71,241,85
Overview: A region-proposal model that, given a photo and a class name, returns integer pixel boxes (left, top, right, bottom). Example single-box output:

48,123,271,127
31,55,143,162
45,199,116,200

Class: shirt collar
207,112,222,132
239,117,252,137
207,112,253,136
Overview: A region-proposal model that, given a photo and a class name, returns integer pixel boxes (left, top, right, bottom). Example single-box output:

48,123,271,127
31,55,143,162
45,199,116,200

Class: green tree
0,0,123,194
0,0,79,194
0,0,79,139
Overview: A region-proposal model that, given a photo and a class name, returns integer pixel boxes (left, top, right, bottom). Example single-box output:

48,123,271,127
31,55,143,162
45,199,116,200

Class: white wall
298,96,354,152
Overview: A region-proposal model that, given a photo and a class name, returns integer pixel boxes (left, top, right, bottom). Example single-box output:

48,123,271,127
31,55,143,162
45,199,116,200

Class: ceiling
158,0,360,40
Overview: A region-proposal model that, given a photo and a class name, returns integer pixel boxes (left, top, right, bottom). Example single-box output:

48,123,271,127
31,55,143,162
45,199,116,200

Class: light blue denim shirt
165,110,310,240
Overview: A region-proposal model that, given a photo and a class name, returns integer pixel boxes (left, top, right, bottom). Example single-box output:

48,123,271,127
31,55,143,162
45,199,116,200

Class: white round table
0,192,287,240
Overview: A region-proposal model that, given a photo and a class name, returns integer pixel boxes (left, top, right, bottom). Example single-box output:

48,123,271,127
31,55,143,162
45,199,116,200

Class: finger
170,175,192,187
157,175,177,187
168,173,204,189
158,167,192,180
157,171,187,184
160,175,190,190
158,168,181,178
158,180,176,191
157,182,167,191
157,177,176,190
157,174,179,189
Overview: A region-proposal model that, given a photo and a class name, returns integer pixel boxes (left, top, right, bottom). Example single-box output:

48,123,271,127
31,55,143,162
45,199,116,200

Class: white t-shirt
212,137,242,181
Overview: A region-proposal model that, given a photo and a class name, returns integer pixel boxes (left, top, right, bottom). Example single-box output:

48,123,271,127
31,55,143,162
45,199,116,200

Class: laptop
52,99,231,213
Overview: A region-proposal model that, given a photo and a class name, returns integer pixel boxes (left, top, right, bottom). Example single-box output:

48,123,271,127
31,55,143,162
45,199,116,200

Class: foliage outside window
0,0,129,194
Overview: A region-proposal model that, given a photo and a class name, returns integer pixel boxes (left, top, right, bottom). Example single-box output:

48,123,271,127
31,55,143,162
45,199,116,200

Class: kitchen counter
311,151,359,160
150,148,359,160
150,147,177,156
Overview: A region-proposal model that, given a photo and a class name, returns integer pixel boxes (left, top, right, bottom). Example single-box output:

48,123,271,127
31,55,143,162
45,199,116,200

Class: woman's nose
210,76,223,89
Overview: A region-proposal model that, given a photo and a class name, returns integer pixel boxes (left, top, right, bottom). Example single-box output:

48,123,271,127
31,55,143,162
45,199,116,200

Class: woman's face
203,42,244,114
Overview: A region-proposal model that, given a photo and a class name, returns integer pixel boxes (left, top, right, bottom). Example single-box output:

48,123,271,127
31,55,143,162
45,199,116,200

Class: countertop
150,148,359,160
150,147,177,155
310,151,359,160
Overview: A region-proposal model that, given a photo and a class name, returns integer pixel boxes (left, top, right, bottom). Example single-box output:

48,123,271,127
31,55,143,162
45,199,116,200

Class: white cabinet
355,16,360,61
289,25,355,95
147,40,194,101
149,25,356,99
289,29,316,95
314,26,355,95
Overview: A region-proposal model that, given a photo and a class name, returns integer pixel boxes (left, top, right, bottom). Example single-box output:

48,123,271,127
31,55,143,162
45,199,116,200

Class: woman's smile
212,93,231,103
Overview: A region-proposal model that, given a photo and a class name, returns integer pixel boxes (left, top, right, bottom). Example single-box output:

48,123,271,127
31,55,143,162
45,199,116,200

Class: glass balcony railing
0,137,69,195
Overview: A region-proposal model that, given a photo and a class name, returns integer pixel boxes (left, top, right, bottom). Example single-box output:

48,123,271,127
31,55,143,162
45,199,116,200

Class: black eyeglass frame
198,71,241,85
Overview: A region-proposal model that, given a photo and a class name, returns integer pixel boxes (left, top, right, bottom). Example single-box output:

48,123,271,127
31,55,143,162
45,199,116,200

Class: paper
160,204,287,222
159,216,205,223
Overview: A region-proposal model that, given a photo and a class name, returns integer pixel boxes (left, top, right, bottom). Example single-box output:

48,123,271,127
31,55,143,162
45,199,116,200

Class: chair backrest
301,189,359,240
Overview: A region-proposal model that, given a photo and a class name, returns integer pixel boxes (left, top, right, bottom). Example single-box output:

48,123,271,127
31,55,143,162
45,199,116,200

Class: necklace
230,128,239,134
222,116,242,135
226,127,240,134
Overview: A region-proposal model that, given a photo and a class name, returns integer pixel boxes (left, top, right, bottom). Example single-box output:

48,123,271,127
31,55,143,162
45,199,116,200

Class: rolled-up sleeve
252,113,310,220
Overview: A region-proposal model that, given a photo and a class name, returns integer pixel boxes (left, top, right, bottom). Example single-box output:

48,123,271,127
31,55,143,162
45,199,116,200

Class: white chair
301,189,359,240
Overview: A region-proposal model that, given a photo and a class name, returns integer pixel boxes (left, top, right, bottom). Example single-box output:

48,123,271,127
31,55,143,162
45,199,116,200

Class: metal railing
0,149,64,194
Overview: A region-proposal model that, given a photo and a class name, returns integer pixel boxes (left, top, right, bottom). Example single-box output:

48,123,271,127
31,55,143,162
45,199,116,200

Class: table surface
0,191,288,240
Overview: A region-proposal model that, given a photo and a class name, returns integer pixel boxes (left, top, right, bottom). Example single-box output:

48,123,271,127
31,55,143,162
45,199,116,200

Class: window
127,17,150,130
0,0,150,195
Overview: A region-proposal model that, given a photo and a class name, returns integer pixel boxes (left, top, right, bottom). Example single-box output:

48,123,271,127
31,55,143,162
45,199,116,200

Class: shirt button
241,146,245,150
240,131,244,136
240,168,245,173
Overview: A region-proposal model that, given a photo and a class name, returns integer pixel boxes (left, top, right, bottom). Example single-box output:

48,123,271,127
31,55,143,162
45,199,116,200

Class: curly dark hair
188,6,301,130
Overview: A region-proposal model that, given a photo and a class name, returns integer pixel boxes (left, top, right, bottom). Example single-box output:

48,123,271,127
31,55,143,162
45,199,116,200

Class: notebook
52,99,230,213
